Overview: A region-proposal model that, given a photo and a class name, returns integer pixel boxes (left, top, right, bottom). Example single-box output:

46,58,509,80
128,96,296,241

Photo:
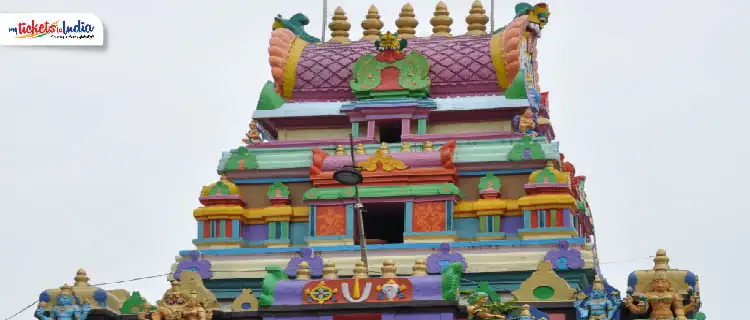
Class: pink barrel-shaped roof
291,34,500,102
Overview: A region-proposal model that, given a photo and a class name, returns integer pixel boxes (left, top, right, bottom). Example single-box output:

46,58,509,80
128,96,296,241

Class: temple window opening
356,202,405,244
377,120,403,143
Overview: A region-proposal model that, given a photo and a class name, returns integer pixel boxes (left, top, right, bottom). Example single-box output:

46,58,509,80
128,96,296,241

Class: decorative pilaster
417,119,427,134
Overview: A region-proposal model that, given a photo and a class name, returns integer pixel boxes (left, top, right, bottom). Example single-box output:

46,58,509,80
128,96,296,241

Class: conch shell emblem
380,283,400,300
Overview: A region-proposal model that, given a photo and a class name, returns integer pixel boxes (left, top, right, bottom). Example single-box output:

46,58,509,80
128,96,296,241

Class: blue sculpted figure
574,276,621,320
35,284,91,320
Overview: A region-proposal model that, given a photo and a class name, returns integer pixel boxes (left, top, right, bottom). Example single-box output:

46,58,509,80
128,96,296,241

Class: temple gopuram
32,2,706,320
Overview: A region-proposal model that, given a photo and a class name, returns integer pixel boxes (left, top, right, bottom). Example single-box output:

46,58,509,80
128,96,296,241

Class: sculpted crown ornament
138,281,214,320
375,31,406,54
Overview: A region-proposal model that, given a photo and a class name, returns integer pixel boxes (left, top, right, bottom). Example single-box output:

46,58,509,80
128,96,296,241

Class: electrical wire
3,255,658,320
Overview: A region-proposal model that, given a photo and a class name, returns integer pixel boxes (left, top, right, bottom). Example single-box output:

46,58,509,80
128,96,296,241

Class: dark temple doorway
354,202,405,245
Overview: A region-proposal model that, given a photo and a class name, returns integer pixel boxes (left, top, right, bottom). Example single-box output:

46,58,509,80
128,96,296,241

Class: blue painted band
192,238,243,244
197,221,205,240
403,231,457,236
404,201,414,233
517,227,578,233
309,205,316,237
232,220,241,240
345,204,354,237
263,239,290,244
181,237,586,256
477,232,506,237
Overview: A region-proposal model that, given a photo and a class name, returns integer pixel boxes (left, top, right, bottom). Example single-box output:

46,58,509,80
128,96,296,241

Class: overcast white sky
0,0,746,318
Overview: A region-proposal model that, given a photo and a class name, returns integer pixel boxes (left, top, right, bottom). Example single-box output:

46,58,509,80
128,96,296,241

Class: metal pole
349,134,369,270
490,0,495,31
322,0,327,42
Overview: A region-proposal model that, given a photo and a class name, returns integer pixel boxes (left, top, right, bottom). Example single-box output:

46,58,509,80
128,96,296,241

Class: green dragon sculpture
441,262,464,301
258,265,288,307
272,13,321,43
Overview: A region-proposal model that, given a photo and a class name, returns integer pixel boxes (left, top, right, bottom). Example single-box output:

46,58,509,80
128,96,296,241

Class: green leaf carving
225,147,259,171
441,262,464,301
258,265,287,307
267,181,290,198
478,173,501,192
476,281,501,302
350,50,431,99
120,292,156,314
533,167,558,183
394,51,431,91
508,136,545,161
350,54,382,93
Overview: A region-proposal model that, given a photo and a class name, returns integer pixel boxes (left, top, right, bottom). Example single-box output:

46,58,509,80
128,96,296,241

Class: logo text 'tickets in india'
8,20,96,39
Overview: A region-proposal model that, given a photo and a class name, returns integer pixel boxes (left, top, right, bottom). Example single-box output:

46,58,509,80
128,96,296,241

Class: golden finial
355,143,367,155
396,3,418,39
422,140,434,152
430,1,453,37
519,304,532,316
297,261,311,280
653,248,670,271
411,259,428,276
74,269,90,287
381,260,397,278
361,5,383,41
353,260,368,279
329,7,351,43
400,142,412,152
545,160,555,169
322,261,338,279
335,144,346,156
379,142,391,154
465,0,489,36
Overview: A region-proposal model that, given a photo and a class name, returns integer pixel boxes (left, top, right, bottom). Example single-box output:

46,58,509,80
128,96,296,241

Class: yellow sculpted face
652,279,670,292
524,3,549,38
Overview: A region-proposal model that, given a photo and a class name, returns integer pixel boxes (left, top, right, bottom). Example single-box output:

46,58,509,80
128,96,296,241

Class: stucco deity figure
623,270,699,320
138,281,212,320
467,292,506,320
575,276,620,319
35,284,91,320
242,120,262,145
517,108,537,136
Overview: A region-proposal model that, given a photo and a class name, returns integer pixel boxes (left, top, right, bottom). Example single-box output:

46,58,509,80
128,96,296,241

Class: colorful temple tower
32,2,706,320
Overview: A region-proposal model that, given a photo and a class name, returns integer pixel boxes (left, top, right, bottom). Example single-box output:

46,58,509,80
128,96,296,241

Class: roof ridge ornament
349,31,431,100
